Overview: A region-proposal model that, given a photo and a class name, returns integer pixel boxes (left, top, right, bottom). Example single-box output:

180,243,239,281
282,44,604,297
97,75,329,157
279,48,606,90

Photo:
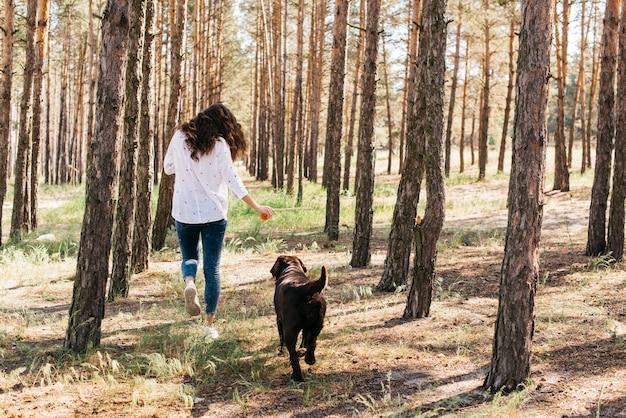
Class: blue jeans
175,219,227,315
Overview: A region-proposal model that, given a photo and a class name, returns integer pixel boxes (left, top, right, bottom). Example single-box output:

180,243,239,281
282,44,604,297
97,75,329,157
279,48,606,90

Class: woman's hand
258,206,274,221
242,195,274,220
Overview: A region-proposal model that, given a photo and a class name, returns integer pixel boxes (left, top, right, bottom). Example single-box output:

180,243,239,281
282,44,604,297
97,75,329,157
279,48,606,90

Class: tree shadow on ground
190,366,491,418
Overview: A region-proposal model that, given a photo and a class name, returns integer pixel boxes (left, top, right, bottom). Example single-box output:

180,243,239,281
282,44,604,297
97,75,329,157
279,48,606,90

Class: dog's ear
270,257,285,278
296,256,307,272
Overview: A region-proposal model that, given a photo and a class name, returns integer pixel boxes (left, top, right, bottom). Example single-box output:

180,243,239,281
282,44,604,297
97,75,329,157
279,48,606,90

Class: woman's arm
242,194,274,220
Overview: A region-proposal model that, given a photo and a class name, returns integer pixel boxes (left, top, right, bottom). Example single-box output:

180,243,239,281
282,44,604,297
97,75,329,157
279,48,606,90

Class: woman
164,103,273,338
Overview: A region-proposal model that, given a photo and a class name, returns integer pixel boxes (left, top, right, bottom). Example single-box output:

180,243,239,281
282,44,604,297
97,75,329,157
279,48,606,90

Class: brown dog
270,255,327,382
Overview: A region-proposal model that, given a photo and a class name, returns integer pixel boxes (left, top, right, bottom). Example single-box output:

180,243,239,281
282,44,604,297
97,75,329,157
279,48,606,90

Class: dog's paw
305,354,316,365
297,348,306,357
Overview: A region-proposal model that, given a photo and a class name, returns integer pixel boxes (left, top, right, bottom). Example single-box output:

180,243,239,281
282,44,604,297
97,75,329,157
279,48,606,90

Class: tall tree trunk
484,0,552,392
132,0,156,274
191,0,201,112
294,0,306,204
152,0,187,251
586,3,601,172
0,0,15,246
607,0,626,262
325,0,349,241
350,0,381,268
152,2,162,185
459,37,469,174
553,0,570,191
65,0,130,352
587,0,619,256
109,0,147,300
382,32,394,175
398,0,421,175
257,41,270,182
578,2,589,174
271,0,285,189
28,0,50,231
568,63,581,168
478,0,491,181
498,18,515,173
403,0,447,319
69,37,87,187
343,0,366,190
377,0,422,291
287,0,305,195
55,17,71,185
470,98,476,166
84,0,100,185
444,7,461,178
249,13,260,178
44,31,52,185
10,0,38,240
306,0,325,183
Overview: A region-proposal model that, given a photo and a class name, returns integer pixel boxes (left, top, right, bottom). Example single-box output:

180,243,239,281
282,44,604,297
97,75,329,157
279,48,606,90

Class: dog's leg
303,333,317,365
284,329,304,382
277,318,284,353
297,330,308,357
303,325,323,366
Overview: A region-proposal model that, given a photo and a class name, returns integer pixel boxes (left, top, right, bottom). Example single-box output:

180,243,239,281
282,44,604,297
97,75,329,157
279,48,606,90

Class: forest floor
1,171,626,417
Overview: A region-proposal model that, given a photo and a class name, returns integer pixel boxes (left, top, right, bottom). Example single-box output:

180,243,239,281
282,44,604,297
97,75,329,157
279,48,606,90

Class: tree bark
343,0,366,191
444,9,461,178
10,0,38,240
109,0,147,300
152,0,187,251
306,0,326,183
65,0,130,352
553,0,570,191
397,0,421,176
325,0,348,241
484,0,552,392
132,0,156,274
286,0,304,196
572,2,590,174
0,0,15,246
498,18,515,173
477,0,491,181
607,0,626,262
404,0,447,319
377,0,422,291
350,0,381,268
382,33,394,175
586,4,601,172
459,37,469,173
271,0,284,189
27,0,50,231
587,0,619,257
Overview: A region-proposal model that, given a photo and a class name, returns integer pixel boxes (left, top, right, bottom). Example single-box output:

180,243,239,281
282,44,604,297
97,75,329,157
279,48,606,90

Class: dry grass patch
2,168,626,417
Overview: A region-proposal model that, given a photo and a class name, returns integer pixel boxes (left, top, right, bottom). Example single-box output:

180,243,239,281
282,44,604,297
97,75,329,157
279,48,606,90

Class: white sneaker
201,325,219,339
184,282,201,317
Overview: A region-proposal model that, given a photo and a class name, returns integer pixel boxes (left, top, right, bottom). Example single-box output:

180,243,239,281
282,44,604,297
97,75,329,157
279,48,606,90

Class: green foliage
354,373,404,416
440,227,506,251
433,276,465,300
589,252,616,272
337,284,374,304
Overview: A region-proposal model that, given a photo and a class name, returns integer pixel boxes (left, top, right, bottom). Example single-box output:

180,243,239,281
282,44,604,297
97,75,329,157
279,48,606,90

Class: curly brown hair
180,103,247,161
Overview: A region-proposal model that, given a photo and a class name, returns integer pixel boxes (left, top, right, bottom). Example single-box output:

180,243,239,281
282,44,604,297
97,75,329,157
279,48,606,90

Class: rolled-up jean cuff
182,259,198,279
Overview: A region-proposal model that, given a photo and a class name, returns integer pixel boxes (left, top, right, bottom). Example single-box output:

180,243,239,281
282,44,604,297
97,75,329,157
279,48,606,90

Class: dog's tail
299,265,327,295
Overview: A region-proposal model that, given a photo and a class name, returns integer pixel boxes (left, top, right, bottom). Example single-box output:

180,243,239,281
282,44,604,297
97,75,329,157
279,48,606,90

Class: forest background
1,0,626,416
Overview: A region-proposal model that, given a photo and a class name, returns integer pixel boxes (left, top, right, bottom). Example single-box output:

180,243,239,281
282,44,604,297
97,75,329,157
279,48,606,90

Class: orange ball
260,212,270,220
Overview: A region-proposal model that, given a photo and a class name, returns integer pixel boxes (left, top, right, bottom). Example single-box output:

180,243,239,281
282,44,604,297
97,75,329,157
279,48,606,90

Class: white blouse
163,130,249,224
